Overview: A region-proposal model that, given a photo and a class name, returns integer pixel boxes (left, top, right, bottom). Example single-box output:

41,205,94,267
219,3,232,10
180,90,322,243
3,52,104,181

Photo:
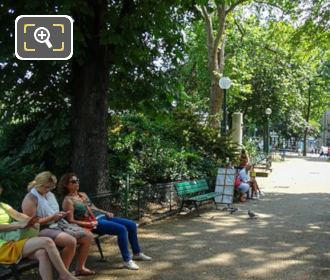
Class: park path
86,156,330,280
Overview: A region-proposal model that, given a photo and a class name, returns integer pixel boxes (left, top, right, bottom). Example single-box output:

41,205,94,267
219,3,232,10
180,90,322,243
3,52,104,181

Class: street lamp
219,77,232,134
265,108,272,154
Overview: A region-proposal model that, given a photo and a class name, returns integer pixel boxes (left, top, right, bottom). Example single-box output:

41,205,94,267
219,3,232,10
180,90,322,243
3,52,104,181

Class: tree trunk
71,0,109,195
199,3,226,129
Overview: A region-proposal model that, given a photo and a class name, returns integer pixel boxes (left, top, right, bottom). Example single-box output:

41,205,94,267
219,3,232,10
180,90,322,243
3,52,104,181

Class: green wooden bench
252,153,272,170
174,179,218,216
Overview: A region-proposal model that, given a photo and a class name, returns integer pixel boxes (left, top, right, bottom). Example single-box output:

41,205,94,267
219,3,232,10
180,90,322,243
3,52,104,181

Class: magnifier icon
34,27,53,48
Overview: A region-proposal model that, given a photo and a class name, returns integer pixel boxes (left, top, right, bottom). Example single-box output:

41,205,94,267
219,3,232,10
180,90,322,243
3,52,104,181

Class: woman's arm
62,197,96,228
80,192,112,215
6,207,31,222
21,193,57,225
0,218,33,232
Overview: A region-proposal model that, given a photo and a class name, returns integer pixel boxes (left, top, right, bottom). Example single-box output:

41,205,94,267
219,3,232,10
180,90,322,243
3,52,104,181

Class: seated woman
21,171,94,276
58,173,152,270
0,185,78,280
237,164,252,202
238,164,262,200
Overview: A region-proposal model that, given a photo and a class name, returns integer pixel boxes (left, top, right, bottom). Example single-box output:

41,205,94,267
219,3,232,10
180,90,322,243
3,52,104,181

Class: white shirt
239,168,250,183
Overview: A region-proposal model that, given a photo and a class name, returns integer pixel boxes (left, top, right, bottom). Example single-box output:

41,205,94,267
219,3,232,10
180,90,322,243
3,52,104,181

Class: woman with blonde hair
22,171,95,276
0,185,78,280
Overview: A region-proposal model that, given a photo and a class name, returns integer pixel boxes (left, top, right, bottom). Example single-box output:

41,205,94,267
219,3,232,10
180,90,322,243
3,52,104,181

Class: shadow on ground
61,192,330,280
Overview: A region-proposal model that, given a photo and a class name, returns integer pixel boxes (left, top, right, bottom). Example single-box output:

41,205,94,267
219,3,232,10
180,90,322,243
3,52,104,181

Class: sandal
73,269,96,276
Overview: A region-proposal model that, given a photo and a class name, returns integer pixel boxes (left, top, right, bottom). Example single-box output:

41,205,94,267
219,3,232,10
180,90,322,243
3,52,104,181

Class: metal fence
91,175,215,220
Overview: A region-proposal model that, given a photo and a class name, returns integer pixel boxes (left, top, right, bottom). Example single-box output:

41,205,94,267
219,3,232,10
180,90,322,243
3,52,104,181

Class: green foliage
0,113,72,206
0,156,36,210
107,109,238,192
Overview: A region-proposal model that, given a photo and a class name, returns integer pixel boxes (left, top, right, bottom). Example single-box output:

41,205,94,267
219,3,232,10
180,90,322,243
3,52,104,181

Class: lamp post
265,108,272,154
219,77,232,134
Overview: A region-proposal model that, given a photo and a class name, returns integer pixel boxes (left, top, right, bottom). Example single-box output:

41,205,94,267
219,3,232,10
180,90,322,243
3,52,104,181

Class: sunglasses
69,178,79,184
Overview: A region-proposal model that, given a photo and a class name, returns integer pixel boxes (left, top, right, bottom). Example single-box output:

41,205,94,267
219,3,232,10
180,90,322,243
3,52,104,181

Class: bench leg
192,201,201,216
213,198,218,209
11,264,20,280
178,200,185,214
94,237,106,262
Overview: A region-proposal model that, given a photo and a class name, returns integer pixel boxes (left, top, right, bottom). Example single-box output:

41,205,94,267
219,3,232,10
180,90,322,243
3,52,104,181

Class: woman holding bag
21,171,95,276
0,185,78,280
59,173,152,270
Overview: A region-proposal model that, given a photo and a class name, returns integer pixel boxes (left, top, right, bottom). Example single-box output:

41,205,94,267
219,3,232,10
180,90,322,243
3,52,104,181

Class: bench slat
189,192,218,202
175,180,209,197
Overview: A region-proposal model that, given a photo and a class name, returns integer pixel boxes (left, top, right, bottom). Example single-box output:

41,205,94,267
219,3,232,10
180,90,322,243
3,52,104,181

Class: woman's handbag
234,175,241,188
81,214,97,231
49,219,86,238
0,204,40,241
0,224,39,242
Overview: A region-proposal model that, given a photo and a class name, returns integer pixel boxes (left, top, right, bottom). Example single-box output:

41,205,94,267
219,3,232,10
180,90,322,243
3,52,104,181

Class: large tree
195,0,249,128
0,0,194,194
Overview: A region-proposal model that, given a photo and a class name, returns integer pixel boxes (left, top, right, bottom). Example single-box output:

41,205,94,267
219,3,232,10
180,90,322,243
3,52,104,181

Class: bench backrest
175,179,209,198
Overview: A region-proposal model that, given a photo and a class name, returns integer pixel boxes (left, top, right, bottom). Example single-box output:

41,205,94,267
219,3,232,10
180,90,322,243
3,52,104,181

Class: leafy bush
0,156,37,209
107,109,238,194
0,113,71,207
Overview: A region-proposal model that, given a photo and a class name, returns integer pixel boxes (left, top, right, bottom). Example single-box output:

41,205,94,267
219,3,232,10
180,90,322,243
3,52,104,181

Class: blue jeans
237,182,249,193
96,216,141,262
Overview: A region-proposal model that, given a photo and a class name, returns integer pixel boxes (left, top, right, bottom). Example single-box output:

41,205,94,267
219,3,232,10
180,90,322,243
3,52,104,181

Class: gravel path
75,156,330,280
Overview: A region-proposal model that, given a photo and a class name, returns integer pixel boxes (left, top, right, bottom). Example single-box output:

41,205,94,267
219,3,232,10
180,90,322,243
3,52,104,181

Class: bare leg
251,178,261,193
30,249,52,280
22,237,78,280
54,232,77,268
249,181,257,196
75,231,94,274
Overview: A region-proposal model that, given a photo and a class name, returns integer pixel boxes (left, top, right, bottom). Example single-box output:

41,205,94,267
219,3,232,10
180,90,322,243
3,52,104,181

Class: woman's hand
19,216,39,228
106,212,114,219
91,220,98,229
52,211,67,221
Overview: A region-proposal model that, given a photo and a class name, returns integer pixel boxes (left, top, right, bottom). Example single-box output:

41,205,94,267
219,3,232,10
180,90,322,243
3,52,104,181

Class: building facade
321,109,330,147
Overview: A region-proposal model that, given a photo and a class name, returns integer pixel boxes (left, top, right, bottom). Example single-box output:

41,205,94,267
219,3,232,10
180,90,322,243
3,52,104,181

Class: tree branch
212,3,226,58
234,18,245,37
200,5,214,46
194,5,205,20
226,0,249,14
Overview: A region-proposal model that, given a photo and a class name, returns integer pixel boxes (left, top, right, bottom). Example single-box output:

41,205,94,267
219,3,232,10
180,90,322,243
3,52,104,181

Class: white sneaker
252,194,260,200
123,260,139,270
133,253,152,261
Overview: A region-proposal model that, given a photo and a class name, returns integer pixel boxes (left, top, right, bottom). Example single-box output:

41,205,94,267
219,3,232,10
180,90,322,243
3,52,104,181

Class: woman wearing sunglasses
58,173,152,270
21,171,95,276
0,185,78,280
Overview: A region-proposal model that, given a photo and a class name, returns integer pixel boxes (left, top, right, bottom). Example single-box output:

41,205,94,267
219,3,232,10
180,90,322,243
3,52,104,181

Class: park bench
0,194,111,280
0,259,39,280
0,231,110,279
174,179,218,216
252,153,272,171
